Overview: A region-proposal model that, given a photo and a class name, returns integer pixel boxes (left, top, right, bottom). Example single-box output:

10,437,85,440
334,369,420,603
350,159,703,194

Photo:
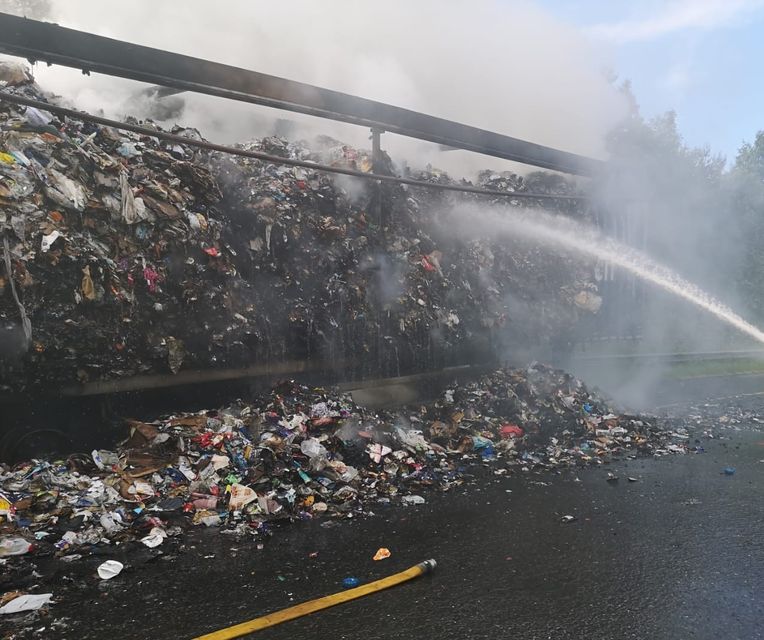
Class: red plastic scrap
420,255,437,272
203,246,220,257
500,424,524,439
194,432,215,448
143,267,161,292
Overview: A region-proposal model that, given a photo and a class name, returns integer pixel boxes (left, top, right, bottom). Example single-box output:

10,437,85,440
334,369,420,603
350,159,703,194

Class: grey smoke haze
444,201,764,405
592,113,757,363
445,203,764,345
1,0,628,176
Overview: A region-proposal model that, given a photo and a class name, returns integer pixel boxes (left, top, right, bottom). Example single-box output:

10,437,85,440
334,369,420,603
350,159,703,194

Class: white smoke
446,204,764,346
4,0,628,175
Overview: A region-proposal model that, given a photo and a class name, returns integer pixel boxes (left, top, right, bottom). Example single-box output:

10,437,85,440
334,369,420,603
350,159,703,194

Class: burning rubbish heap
0,364,690,568
0,76,598,393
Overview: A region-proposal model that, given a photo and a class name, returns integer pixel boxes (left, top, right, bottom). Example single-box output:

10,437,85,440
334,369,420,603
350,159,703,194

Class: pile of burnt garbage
1,74,596,393
0,364,690,566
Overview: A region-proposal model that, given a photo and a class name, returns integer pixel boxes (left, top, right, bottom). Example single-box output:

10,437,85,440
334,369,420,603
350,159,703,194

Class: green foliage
730,131,764,320
602,84,727,285
595,78,764,348
735,132,764,175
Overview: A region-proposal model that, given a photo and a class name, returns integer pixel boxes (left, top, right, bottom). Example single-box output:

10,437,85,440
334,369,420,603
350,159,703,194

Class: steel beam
0,12,602,176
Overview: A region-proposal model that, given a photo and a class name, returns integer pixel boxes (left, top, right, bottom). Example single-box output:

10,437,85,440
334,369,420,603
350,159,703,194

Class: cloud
587,0,764,43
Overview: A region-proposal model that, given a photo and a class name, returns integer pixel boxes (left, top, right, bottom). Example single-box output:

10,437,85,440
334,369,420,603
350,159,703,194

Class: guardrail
570,349,764,364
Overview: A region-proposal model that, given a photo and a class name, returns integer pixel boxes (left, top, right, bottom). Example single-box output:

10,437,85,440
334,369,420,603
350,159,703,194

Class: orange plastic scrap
373,547,391,561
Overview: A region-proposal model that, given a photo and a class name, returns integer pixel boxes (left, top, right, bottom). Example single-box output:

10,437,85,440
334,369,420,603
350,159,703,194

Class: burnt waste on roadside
1,365,694,572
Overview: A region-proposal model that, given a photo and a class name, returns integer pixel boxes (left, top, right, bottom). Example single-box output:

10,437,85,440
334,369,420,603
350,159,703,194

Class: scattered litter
722,467,736,475
0,537,32,557
0,364,692,567
373,547,391,561
561,515,577,523
140,528,167,548
97,560,124,580
342,577,360,588
0,593,52,615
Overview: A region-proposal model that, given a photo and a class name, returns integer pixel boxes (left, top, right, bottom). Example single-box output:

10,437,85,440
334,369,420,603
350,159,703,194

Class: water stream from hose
452,206,764,346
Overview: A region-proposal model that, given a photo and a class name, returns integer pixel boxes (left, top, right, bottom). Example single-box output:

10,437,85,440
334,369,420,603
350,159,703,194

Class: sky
539,0,764,162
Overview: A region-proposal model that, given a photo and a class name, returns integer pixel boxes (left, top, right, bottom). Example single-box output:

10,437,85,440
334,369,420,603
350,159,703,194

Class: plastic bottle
0,537,32,557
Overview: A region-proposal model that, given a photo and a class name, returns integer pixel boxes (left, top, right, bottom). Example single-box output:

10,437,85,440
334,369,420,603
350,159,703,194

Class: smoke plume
2,0,628,175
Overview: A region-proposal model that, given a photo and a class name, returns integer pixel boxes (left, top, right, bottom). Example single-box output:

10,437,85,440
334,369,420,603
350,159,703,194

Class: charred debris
0,76,597,400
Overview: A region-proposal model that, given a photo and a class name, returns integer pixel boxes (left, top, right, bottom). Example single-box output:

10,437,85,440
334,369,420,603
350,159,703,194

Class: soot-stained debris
1,74,596,393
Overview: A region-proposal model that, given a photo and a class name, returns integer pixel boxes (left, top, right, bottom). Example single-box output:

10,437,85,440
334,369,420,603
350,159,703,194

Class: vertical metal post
371,127,383,171
371,127,384,226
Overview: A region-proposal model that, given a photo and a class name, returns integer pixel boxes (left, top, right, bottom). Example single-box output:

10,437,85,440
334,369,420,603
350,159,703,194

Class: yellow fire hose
192,558,437,639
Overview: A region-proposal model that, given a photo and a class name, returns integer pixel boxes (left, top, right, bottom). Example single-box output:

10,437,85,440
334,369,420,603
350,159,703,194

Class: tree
734,131,764,179
595,83,738,348
729,132,764,320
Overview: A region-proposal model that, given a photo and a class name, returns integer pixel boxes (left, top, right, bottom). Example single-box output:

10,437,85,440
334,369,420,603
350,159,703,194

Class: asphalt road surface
3,413,762,640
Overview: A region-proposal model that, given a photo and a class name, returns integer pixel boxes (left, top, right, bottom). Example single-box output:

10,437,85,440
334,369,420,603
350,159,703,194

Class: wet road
3,426,763,640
